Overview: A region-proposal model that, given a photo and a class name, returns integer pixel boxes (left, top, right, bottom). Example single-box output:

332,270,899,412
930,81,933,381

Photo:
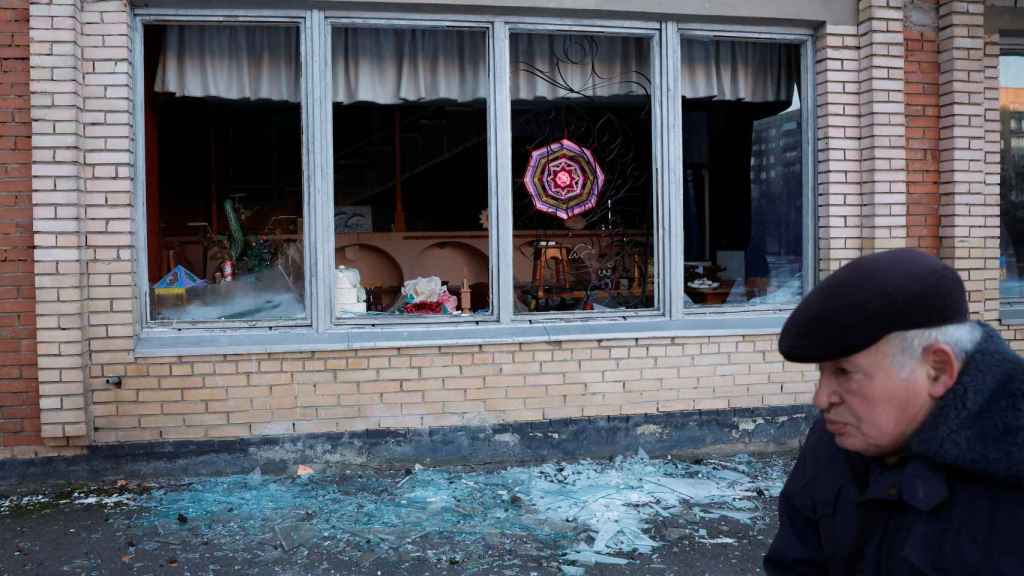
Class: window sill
999,305,1024,325
133,314,789,357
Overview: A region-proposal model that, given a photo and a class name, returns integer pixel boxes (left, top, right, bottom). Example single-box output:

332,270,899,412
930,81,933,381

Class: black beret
779,248,968,363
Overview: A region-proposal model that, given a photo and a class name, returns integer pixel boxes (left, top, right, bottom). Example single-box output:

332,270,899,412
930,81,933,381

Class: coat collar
907,322,1024,484
859,458,948,512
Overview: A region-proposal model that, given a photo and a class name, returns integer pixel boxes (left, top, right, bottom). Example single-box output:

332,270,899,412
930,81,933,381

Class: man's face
814,336,936,457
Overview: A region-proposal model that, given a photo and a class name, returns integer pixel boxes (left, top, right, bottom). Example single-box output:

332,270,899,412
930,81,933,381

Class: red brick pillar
0,0,40,450
904,4,941,255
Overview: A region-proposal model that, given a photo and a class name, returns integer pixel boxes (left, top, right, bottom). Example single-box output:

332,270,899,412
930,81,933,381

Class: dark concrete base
0,405,816,486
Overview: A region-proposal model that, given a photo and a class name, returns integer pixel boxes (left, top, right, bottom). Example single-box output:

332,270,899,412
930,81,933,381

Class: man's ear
923,343,960,399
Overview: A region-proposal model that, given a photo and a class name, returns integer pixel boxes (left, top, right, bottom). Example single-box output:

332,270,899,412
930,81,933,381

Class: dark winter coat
764,322,1024,575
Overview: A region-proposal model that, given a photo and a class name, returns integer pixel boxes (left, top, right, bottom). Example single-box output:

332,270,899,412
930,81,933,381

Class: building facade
0,0,1021,459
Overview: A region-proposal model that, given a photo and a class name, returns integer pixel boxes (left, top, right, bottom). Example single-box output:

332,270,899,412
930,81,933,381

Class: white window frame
130,7,816,356
132,10,316,331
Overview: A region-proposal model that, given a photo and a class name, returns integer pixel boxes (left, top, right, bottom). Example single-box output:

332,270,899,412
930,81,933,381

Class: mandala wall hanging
523,138,605,220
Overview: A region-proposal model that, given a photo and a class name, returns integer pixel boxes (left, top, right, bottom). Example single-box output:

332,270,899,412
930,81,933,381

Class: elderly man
763,248,1024,575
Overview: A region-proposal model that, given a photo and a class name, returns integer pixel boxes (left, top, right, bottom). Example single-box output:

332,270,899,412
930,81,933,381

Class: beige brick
116,429,161,442
402,378,443,391
443,376,484,389
295,420,338,434
524,396,563,409
362,404,402,417
465,388,506,400
497,409,543,422
183,388,227,401
583,405,622,417
658,399,696,412
94,416,138,429
162,401,207,414
140,415,184,428
117,401,161,414
402,402,443,415
524,374,564,386
161,427,208,440
204,374,248,387
543,407,582,419
159,376,203,389
485,398,524,411
294,371,333,384
138,390,181,402
380,416,422,429
383,391,423,403
297,395,338,407
337,369,379,382
500,363,540,375
207,399,251,412
229,411,272,424
694,398,729,410
206,425,251,438
425,389,465,402
337,417,380,431
315,383,357,395
359,381,401,394
444,401,485,413
419,414,461,427
228,386,271,399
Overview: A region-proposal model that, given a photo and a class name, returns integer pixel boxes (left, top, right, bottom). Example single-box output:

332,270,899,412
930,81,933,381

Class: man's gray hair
888,321,983,374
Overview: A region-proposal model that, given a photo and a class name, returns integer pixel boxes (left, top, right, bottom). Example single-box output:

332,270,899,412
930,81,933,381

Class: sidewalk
0,451,793,576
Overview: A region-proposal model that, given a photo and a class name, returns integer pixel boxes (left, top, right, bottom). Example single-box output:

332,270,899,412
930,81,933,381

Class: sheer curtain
153,25,798,104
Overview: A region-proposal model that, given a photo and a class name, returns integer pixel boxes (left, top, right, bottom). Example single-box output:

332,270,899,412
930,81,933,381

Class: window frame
674,25,817,317
502,21,665,323
323,16,500,327
999,36,1024,324
130,6,817,353
132,10,316,332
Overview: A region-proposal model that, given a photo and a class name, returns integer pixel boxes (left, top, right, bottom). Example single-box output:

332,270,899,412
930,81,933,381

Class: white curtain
154,24,300,102
508,33,650,100
332,28,489,104
153,26,798,105
681,38,798,103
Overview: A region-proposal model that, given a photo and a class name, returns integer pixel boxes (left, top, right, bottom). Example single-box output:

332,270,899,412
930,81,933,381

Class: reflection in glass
681,38,803,308
144,24,305,323
1001,55,1024,301
331,28,490,318
511,33,656,313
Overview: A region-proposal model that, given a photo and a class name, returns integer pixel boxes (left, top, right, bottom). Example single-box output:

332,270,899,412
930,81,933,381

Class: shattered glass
1,452,790,574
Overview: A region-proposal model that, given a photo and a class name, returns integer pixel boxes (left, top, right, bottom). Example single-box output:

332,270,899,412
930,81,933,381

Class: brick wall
860,0,909,252
938,0,995,318
8,0,1022,455
817,24,864,275
0,0,40,452
89,338,818,443
905,1,941,254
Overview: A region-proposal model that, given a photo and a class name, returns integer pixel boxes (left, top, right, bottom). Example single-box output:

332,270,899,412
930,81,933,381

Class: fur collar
908,322,1024,483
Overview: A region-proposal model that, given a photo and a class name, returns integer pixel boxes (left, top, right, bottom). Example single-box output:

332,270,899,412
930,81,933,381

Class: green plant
223,198,245,263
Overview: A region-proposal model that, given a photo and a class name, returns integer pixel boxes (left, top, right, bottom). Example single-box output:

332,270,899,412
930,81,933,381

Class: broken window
681,38,804,308
331,26,492,318
143,23,306,323
134,13,816,336
510,33,656,314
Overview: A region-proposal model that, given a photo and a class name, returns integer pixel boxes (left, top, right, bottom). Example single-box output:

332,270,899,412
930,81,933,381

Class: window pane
681,38,803,308
511,33,655,314
331,27,490,318
1001,54,1024,301
144,24,305,323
